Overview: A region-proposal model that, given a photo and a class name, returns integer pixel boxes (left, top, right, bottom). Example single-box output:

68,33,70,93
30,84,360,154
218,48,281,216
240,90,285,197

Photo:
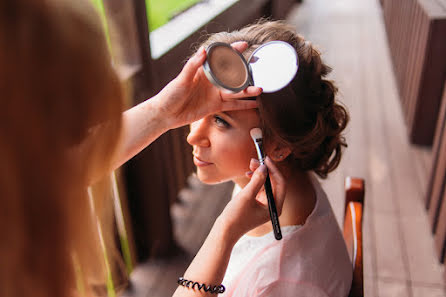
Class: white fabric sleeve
256,280,330,297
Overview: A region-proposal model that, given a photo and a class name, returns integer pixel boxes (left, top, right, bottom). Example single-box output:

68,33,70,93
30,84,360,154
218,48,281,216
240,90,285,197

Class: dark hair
200,20,349,178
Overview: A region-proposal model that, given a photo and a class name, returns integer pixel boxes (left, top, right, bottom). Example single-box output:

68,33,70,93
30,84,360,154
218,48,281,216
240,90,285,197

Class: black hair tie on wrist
177,277,225,294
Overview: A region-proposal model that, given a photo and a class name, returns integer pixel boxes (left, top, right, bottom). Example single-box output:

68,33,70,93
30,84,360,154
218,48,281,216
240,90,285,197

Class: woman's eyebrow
221,111,236,120
221,111,249,123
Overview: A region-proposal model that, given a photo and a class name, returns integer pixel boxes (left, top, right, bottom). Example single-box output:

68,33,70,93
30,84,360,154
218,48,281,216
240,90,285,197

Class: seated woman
186,21,351,296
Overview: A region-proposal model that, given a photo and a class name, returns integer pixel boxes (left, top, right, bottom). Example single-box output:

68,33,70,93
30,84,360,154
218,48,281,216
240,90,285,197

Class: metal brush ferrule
253,139,265,165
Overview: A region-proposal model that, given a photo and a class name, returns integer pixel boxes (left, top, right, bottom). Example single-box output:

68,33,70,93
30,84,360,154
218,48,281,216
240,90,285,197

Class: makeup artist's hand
218,157,286,241
151,42,262,130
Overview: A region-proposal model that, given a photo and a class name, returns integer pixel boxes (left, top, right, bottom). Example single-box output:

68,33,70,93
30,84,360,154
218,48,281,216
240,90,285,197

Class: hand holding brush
250,128,283,240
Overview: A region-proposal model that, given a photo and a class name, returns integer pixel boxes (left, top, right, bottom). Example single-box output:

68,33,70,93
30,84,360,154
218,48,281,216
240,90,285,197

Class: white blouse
219,176,352,297
223,225,301,288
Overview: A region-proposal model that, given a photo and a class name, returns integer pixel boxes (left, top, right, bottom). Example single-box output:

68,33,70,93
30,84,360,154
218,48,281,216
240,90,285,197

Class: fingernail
195,47,205,58
258,164,267,173
245,171,253,177
250,158,260,164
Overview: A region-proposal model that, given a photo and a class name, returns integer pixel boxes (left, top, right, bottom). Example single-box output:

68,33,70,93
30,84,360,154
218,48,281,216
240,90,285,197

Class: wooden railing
426,83,446,263
381,0,446,278
381,0,446,146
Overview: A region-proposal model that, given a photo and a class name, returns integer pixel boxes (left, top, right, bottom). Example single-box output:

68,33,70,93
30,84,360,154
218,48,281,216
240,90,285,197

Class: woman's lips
193,155,213,167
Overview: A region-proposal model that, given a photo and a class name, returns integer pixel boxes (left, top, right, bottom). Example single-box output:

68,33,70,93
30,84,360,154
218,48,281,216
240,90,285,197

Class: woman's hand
172,157,285,297
218,157,287,242
151,42,262,130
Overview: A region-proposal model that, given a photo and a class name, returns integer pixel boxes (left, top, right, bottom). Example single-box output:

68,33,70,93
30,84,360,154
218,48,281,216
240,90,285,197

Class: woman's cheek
221,140,255,175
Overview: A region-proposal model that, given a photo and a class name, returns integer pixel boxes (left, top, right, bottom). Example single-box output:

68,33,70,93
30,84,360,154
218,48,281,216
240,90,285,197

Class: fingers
221,86,263,101
230,41,248,53
221,99,258,112
249,158,260,172
180,47,207,83
241,164,267,201
245,158,261,178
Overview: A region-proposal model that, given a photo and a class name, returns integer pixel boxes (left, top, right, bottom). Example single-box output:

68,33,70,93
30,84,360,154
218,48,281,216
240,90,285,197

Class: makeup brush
250,128,282,240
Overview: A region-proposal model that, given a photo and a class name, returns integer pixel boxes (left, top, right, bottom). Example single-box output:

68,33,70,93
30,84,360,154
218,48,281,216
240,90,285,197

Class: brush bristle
250,128,263,141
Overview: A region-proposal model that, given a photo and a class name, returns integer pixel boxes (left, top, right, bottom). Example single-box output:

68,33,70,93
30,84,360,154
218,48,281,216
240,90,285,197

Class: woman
0,1,267,297
183,21,352,296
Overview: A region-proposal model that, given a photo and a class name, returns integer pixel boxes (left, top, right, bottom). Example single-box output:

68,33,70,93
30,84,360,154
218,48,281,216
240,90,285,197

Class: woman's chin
196,170,228,185
196,173,222,185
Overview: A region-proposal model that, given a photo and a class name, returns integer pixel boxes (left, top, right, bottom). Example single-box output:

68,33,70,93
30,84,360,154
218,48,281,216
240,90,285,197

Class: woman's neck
234,169,317,237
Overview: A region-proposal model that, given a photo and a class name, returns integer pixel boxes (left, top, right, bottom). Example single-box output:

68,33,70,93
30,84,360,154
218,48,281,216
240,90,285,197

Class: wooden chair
343,177,365,297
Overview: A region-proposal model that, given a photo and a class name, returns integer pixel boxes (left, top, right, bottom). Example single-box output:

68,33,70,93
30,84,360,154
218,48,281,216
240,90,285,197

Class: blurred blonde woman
0,0,268,296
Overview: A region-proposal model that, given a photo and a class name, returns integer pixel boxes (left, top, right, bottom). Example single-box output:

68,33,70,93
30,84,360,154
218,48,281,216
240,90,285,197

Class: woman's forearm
111,95,169,171
68,98,168,185
173,217,240,297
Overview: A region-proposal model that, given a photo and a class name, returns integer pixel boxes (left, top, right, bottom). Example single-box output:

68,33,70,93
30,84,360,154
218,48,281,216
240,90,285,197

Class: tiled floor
122,0,446,296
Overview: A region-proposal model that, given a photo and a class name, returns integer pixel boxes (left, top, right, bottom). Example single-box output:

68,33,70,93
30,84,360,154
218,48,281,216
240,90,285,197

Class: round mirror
203,42,250,93
248,41,298,93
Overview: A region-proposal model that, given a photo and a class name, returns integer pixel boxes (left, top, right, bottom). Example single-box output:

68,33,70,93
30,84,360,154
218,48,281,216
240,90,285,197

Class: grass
145,0,202,32
91,0,201,41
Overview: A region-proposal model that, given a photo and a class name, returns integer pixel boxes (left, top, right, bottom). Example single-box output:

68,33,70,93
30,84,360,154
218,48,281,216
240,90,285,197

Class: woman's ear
268,143,292,162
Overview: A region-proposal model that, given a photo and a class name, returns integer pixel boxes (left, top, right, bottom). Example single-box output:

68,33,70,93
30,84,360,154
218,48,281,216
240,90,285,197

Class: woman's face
187,109,261,185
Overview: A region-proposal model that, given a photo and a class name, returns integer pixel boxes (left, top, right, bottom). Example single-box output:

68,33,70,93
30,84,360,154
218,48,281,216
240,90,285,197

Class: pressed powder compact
203,41,299,93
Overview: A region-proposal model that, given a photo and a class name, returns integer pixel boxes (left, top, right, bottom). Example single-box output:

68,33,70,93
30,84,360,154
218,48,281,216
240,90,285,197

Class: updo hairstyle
199,20,349,178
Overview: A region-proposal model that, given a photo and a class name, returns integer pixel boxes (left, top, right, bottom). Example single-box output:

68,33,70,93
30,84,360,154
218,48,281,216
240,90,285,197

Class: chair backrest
343,177,365,297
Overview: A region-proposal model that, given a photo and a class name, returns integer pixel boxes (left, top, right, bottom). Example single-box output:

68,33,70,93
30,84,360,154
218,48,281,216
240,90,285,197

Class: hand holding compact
152,42,262,130
219,157,286,241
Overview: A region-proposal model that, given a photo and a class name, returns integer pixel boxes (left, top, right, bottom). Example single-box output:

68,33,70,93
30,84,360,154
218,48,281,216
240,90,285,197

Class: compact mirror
203,41,298,93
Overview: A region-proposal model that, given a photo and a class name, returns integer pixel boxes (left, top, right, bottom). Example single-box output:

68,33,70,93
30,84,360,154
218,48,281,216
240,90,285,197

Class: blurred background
88,0,446,296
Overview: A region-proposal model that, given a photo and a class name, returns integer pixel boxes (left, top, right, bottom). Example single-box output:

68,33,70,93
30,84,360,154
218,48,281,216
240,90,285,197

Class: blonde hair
0,0,124,296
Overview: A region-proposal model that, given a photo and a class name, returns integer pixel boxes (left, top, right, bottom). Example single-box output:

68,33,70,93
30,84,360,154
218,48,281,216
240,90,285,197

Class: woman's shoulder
226,178,352,297
245,221,352,296
255,176,352,296
231,226,352,297
280,177,352,296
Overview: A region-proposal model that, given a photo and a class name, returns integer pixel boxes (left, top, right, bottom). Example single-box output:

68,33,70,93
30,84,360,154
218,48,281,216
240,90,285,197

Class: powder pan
203,41,298,94
203,42,252,93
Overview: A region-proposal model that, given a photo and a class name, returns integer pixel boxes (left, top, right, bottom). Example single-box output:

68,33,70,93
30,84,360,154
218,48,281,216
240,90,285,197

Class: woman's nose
187,119,210,147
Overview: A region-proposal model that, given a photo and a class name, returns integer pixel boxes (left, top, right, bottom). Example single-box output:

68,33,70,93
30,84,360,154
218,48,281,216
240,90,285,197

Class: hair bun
319,79,336,113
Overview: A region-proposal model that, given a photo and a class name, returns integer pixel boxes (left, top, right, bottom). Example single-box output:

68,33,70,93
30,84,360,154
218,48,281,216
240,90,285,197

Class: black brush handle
265,173,282,240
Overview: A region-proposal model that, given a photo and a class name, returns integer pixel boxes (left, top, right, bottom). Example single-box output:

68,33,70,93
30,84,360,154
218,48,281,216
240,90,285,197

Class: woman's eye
213,115,231,128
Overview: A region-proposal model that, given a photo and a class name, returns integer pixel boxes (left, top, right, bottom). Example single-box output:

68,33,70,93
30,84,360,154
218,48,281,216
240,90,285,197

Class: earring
277,154,283,160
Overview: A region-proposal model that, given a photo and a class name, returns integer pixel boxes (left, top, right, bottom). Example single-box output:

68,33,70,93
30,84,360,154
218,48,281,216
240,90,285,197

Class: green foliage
89,0,113,54
146,0,201,32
